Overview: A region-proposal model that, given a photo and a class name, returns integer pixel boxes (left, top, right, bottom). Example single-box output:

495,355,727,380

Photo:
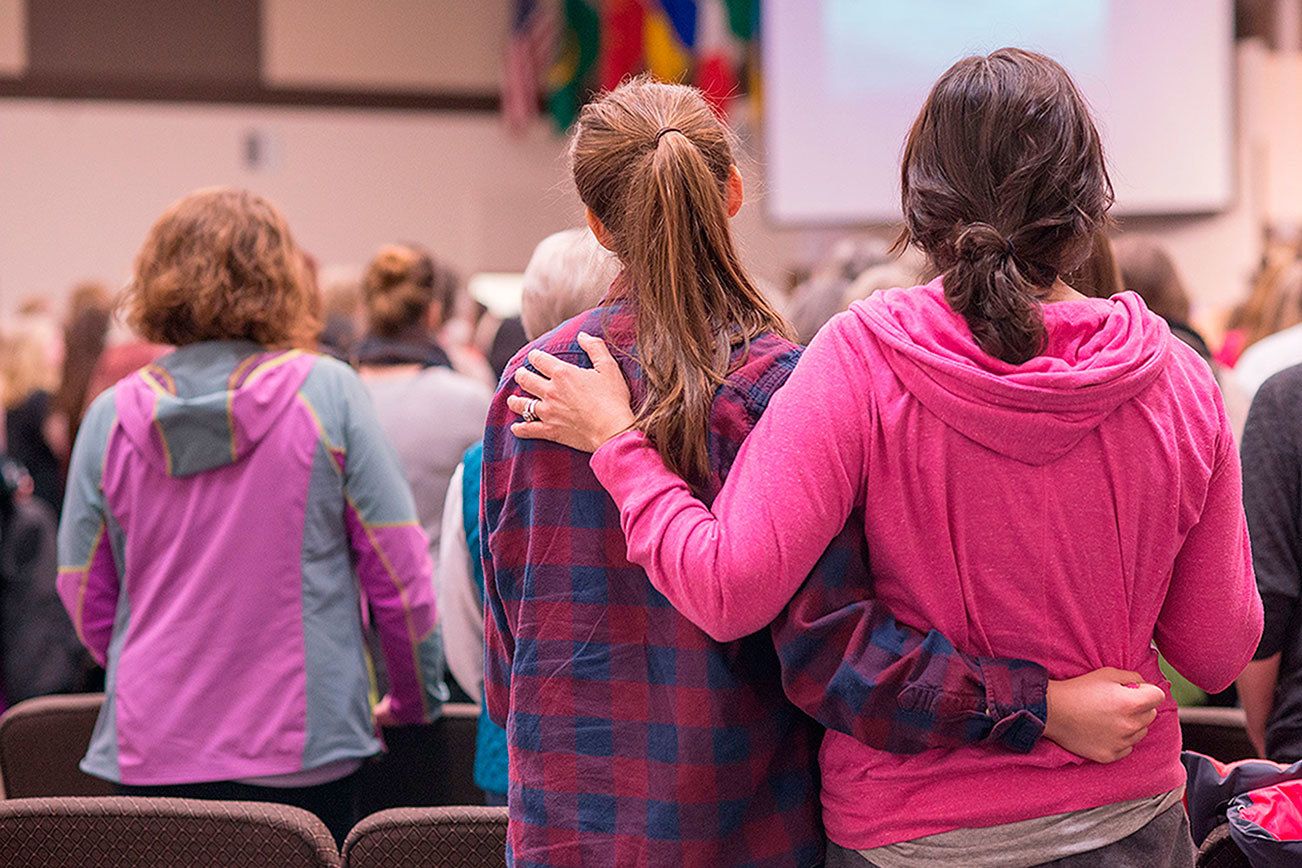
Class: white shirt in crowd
435,462,485,704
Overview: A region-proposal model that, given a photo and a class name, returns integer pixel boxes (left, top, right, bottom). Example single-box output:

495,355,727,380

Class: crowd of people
2,50,1302,865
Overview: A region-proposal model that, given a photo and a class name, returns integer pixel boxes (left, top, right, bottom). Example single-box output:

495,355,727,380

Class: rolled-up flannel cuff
977,658,1048,753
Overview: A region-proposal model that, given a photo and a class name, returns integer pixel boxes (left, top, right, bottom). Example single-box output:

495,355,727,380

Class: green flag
548,0,601,130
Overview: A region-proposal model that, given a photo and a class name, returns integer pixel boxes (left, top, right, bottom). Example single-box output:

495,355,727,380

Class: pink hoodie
590,280,1263,849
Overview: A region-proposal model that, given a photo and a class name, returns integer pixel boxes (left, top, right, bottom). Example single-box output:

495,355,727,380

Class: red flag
601,0,645,91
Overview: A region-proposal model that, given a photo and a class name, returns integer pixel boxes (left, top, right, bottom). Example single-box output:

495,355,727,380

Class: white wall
0,100,581,303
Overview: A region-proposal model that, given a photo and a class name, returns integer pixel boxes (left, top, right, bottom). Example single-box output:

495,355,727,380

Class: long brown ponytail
899,48,1114,364
570,76,790,486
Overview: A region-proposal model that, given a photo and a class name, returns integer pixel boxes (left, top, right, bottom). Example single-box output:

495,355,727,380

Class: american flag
502,0,557,132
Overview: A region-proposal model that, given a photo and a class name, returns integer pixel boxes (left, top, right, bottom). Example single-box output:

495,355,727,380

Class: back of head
1070,232,1124,300
122,187,318,349
0,314,61,409
362,243,457,339
520,228,620,340
1114,237,1190,323
570,75,789,484
1246,260,1302,349
899,48,1113,364
843,261,924,310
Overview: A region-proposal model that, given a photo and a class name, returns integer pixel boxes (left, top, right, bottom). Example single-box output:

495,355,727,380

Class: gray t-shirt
362,367,492,566
852,787,1185,868
1242,362,1302,761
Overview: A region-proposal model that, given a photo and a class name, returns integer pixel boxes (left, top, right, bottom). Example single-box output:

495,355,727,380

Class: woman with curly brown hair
56,188,446,844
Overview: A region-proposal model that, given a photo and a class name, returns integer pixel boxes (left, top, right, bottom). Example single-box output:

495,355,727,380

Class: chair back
342,806,508,868
1179,707,1256,764
355,703,482,814
0,796,340,867
0,693,112,798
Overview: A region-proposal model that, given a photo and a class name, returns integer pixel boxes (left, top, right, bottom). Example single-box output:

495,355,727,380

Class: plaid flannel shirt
481,301,1048,868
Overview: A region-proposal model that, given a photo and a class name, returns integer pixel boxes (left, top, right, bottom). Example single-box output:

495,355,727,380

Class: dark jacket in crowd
1243,362,1302,760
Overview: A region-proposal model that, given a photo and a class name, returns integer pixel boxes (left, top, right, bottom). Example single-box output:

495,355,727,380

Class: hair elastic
654,127,685,144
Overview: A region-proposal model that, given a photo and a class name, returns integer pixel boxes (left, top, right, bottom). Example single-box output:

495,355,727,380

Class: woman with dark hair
484,74,1166,866
56,282,113,453
1114,237,1213,361
1070,231,1124,301
57,189,446,844
512,51,1261,865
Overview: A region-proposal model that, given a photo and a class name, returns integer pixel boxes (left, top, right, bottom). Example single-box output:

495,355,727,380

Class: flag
697,0,758,112
645,0,695,82
548,0,601,130
601,0,645,91
503,0,558,132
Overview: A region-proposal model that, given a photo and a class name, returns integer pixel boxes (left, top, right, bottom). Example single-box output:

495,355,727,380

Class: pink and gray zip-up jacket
57,341,446,786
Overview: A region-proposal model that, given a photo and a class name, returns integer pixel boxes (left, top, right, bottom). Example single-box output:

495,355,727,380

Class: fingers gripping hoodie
56,342,446,785
589,279,1263,848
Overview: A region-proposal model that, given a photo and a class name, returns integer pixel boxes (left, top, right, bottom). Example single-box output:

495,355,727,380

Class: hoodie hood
853,279,1171,465
115,342,314,477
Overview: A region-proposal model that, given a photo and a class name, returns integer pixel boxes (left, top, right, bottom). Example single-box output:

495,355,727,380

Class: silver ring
522,398,539,423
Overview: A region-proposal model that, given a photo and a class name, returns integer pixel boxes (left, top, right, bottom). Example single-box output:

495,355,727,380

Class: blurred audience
86,317,169,401
436,226,618,806
1240,362,1302,760
1071,231,1125,301
1231,261,1302,401
787,237,894,343
355,243,492,574
842,259,924,310
1114,236,1213,362
55,282,114,454
1,314,68,514
318,270,364,361
57,188,445,844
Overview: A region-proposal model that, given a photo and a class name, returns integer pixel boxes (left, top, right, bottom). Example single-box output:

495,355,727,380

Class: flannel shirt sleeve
481,387,518,730
772,508,1048,754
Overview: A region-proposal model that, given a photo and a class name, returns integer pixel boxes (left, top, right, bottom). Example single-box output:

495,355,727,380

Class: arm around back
589,315,871,641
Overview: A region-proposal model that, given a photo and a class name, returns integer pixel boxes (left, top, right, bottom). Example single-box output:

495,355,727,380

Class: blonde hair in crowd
0,314,62,409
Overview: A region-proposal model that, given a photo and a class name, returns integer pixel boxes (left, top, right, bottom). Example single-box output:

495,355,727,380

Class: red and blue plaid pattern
481,301,1048,867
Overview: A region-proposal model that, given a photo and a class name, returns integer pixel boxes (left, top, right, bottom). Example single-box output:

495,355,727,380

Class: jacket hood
853,279,1171,465
115,342,314,477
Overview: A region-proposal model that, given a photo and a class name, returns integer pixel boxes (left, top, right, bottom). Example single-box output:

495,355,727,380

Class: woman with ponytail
484,75,1165,866
511,54,1262,865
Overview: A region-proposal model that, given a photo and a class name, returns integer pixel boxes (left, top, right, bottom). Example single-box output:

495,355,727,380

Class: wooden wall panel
262,0,508,93
0,0,25,77
26,0,260,85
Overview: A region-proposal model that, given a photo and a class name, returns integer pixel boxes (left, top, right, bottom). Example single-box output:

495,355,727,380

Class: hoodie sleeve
590,314,870,642
56,391,120,667
334,366,447,724
1155,393,1263,693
